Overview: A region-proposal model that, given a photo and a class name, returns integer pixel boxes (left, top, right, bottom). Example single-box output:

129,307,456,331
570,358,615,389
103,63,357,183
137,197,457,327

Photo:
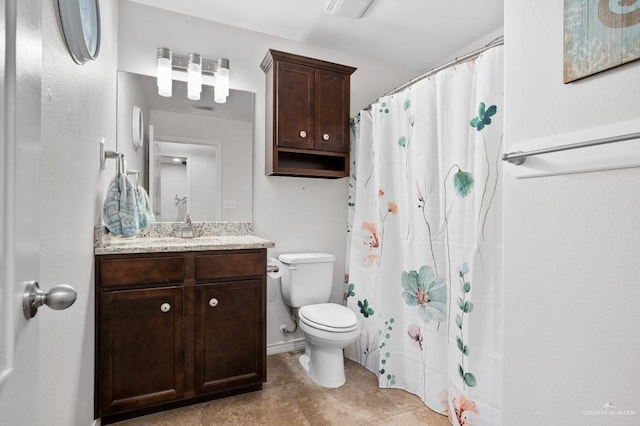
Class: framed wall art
564,0,640,83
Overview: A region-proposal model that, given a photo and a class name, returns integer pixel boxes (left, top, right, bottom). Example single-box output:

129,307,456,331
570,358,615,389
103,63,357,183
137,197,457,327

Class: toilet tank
278,253,335,308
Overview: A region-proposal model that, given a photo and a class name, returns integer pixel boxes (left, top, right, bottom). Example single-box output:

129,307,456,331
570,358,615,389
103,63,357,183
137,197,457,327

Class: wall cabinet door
194,279,265,394
99,286,185,415
276,61,315,150
315,68,350,153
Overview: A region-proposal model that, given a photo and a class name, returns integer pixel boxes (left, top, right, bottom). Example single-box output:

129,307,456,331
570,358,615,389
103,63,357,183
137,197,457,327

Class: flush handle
22,281,77,319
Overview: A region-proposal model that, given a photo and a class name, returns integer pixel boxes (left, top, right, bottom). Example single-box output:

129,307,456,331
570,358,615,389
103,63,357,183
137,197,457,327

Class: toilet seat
299,303,359,333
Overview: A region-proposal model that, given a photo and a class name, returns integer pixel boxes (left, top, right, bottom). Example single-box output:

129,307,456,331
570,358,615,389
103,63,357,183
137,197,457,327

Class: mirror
116,71,254,222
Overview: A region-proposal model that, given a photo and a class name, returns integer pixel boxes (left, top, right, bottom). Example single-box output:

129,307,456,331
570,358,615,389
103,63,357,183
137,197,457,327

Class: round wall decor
58,0,101,64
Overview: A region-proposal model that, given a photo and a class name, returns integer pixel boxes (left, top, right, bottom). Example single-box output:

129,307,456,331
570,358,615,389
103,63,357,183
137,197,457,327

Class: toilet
278,253,361,388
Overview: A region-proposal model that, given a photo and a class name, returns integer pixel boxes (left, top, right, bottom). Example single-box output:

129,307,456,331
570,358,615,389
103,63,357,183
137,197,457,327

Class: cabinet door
194,280,265,394
315,68,350,152
276,61,315,150
99,287,184,415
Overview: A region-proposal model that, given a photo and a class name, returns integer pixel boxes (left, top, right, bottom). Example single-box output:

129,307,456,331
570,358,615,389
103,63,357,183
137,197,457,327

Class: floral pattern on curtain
345,46,503,426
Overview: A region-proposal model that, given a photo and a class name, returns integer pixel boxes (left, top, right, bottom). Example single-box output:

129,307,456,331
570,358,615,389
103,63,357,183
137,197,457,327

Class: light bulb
157,48,172,97
187,53,202,101
214,58,229,104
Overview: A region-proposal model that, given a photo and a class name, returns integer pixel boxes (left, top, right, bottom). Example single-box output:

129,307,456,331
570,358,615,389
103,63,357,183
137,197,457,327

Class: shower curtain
345,46,503,425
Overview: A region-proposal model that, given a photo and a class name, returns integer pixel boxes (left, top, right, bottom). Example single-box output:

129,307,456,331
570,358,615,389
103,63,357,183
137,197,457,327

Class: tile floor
114,351,451,425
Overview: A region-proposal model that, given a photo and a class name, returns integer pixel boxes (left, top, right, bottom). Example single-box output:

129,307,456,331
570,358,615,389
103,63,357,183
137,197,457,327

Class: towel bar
502,131,640,165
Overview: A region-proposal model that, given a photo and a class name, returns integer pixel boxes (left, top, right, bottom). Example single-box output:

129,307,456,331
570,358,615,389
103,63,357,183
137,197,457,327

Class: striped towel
103,173,141,237
136,185,155,229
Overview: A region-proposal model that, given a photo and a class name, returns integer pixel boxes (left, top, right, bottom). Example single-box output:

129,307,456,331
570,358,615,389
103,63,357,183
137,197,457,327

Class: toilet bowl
278,253,361,388
297,303,361,388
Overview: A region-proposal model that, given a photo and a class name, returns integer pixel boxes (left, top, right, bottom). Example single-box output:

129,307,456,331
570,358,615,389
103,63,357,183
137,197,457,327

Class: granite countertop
94,222,275,255
95,235,275,255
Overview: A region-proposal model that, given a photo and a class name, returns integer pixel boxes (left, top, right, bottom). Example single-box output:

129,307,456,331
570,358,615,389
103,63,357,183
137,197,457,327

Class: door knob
22,281,77,319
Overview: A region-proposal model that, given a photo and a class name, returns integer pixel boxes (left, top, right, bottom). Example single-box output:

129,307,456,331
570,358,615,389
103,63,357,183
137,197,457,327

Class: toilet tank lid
278,253,335,264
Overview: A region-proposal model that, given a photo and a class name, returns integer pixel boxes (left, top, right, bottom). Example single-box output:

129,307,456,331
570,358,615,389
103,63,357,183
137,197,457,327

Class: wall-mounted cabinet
261,50,356,178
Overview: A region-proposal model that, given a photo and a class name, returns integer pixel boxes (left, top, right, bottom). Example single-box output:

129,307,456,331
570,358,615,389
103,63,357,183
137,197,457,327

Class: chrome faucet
181,213,194,238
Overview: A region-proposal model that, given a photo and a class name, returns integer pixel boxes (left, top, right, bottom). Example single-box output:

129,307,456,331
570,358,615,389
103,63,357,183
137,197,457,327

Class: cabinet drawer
100,256,184,288
195,251,265,281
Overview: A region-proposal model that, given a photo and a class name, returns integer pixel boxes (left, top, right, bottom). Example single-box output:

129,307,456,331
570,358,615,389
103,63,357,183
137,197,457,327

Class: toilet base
295,305,361,389
299,351,311,373
299,342,346,388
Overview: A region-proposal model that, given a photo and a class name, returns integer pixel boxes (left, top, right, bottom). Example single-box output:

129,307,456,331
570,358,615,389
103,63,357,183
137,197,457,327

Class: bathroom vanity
94,224,274,424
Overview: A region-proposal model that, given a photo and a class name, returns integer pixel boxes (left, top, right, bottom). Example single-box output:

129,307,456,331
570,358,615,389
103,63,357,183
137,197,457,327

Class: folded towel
103,173,141,237
135,185,155,228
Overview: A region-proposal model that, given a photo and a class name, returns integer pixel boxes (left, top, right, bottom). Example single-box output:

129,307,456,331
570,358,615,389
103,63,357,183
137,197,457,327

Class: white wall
117,0,422,349
504,2,640,425
40,1,118,425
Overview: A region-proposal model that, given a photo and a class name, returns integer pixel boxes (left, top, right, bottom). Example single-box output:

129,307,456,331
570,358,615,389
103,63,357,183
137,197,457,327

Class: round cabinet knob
322,133,330,141
299,131,307,138
160,303,171,313
209,298,219,308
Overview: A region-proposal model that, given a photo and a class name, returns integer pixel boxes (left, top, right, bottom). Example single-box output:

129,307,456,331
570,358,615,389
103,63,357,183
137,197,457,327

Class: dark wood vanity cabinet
99,286,186,414
193,251,266,395
95,250,266,424
194,280,262,394
261,49,356,178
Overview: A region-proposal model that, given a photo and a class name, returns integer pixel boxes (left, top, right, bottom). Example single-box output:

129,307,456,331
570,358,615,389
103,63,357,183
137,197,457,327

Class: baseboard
266,337,305,355
92,419,101,426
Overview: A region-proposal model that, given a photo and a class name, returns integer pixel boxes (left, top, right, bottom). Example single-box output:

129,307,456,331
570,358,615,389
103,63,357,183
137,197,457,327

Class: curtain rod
364,35,504,111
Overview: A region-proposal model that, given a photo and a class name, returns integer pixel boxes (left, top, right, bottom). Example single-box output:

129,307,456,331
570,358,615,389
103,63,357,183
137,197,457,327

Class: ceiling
127,0,504,71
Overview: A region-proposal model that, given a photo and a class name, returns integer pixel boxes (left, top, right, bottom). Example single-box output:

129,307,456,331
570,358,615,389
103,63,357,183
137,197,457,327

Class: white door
0,0,41,423
0,1,74,424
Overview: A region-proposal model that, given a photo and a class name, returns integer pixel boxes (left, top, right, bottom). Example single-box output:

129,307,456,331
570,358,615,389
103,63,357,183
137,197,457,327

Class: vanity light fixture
156,47,230,104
